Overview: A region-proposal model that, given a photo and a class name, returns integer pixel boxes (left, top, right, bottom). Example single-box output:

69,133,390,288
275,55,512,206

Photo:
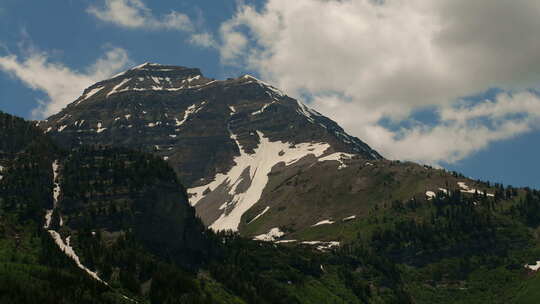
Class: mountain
40,63,385,235
38,64,540,247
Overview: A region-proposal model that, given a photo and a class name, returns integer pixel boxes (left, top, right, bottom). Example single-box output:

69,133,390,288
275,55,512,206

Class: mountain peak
110,62,204,81
73,64,211,106
41,63,383,232
115,62,199,76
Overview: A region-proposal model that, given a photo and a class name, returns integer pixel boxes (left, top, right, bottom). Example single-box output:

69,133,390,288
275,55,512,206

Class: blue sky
0,0,539,188
0,0,241,118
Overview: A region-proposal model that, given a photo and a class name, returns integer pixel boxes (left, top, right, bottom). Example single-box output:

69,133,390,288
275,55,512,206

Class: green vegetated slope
240,157,485,239
0,111,407,303
291,177,540,303
0,112,131,303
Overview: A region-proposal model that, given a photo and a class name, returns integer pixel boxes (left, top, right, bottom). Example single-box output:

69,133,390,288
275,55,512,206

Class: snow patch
275,240,297,244
176,102,206,127
44,160,106,285
342,215,356,221
318,152,355,170
52,161,60,207
301,241,340,251
189,131,331,231
457,182,494,197
107,78,130,97
96,122,107,133
253,227,284,242
44,161,61,229
242,75,285,97
131,62,151,70
296,100,316,123
187,75,201,82
76,86,104,105
43,210,53,229
426,191,436,200
58,125,68,132
312,219,335,227
525,261,540,271
151,76,161,85
251,101,276,115
148,121,162,128
247,206,270,224
56,114,69,123
48,232,106,284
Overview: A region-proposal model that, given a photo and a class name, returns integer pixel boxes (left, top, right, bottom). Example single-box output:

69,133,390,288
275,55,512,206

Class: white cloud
88,0,217,48
361,92,540,163
189,32,218,49
220,0,540,164
0,47,131,118
87,0,149,28
219,19,249,64
87,0,192,31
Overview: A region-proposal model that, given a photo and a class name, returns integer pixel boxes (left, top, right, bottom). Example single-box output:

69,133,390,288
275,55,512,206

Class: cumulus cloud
0,47,131,118
87,0,193,30
88,0,216,48
220,0,540,164
189,32,218,49
87,0,150,28
358,92,540,163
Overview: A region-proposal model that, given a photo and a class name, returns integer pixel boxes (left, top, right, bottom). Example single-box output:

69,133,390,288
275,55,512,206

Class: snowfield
189,131,331,232
253,227,285,242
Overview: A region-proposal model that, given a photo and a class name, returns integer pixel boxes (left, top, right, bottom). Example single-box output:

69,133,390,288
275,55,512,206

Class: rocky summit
41,63,383,233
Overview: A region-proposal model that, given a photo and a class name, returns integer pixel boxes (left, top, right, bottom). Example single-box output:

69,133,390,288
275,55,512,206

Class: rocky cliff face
55,146,208,266
41,63,383,233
